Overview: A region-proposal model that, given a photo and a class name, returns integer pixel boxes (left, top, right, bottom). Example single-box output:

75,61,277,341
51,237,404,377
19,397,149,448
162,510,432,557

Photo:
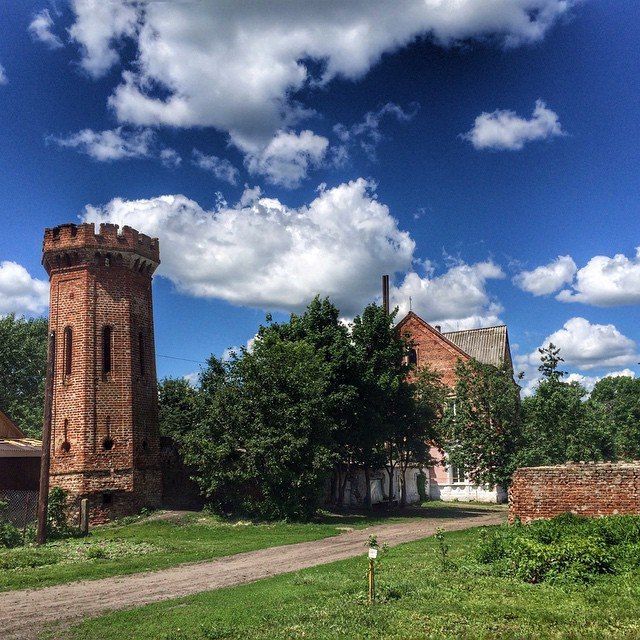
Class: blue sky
1,1,639,392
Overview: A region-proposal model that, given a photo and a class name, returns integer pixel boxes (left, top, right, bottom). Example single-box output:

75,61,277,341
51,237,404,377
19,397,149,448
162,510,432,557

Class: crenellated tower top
42,223,160,276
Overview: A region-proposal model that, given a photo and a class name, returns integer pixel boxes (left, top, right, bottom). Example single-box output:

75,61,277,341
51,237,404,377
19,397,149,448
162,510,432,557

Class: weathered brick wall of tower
42,222,162,524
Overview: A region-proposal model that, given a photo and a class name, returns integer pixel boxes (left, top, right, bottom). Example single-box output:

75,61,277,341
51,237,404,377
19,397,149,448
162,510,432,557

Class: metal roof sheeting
0,438,42,458
443,325,510,368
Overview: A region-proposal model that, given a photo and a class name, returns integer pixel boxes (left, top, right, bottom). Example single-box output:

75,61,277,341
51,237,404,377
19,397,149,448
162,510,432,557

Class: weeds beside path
0,505,505,639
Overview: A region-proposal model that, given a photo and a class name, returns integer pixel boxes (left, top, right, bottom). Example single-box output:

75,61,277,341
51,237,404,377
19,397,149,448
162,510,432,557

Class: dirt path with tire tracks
0,510,505,639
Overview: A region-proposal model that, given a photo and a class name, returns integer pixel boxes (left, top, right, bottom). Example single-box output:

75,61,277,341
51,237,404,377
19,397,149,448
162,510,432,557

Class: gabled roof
395,312,513,371
0,409,25,439
443,325,512,370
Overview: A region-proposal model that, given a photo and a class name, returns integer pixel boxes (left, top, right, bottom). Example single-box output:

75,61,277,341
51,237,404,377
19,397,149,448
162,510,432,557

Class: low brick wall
509,462,640,523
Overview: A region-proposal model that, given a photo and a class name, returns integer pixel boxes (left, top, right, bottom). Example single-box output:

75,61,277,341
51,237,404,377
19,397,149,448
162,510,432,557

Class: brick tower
42,222,162,523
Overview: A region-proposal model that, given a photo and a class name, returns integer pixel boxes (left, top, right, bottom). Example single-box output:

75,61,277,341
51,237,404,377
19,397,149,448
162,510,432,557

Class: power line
157,354,205,364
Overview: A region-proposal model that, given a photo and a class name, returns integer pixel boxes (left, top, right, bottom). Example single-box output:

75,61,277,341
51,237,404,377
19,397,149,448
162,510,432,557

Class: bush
0,501,22,548
476,514,640,584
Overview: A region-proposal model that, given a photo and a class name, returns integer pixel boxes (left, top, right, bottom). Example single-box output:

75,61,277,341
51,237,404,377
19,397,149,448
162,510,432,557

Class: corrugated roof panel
0,438,42,458
442,325,508,367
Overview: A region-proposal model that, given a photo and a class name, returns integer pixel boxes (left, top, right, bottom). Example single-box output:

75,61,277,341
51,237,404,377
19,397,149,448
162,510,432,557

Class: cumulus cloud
514,255,577,295
462,99,564,150
29,9,64,49
334,102,419,161
0,63,8,85
565,369,635,394
48,126,180,167
81,178,415,316
391,260,506,330
557,248,640,306
64,1,573,181
518,317,639,373
192,150,239,185
243,130,328,188
0,261,49,316
159,148,181,169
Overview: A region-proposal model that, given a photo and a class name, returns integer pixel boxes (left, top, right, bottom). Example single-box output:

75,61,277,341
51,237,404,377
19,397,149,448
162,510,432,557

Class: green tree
391,365,446,506
158,377,199,441
439,358,521,488
0,314,48,437
351,303,409,508
518,344,608,466
588,375,640,459
182,331,337,520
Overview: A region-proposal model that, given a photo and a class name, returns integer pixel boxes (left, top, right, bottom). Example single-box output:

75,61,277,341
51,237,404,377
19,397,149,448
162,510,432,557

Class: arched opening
63,327,73,376
102,326,112,374
102,437,114,451
408,348,418,366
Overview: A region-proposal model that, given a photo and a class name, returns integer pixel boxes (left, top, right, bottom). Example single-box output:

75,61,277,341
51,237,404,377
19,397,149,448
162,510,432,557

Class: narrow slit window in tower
102,326,112,374
64,327,73,376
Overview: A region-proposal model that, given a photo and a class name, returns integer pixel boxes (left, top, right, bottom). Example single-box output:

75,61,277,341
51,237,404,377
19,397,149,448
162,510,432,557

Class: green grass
1,501,500,592
63,522,640,640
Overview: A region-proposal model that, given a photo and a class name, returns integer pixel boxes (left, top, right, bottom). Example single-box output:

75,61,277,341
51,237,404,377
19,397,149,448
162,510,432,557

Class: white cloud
68,0,140,78
238,185,263,208
557,248,640,306
0,261,49,316
462,99,564,150
244,130,328,188
565,369,635,394
0,63,8,85
518,317,639,374
48,127,182,168
192,150,239,185
65,1,573,181
49,127,154,161
514,255,577,295
391,260,506,330
29,9,64,49
159,148,181,169
81,178,415,316
333,102,418,161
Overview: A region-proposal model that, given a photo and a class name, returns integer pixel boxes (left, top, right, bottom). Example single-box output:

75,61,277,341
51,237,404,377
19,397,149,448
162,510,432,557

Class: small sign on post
80,498,89,536
368,547,377,604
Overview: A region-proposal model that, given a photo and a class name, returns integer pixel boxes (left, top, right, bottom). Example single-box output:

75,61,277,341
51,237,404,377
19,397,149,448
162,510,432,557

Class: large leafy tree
588,376,640,460
158,377,199,441
439,358,521,488
351,303,409,507
518,344,608,466
181,328,337,520
0,315,48,437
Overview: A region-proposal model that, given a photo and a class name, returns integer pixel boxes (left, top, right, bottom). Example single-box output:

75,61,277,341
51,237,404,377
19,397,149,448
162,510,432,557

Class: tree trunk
364,466,372,510
386,466,394,507
338,465,349,507
399,467,407,508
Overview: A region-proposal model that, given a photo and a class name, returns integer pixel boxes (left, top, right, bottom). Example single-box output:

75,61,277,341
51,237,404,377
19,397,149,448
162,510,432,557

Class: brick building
396,311,515,503
42,222,162,524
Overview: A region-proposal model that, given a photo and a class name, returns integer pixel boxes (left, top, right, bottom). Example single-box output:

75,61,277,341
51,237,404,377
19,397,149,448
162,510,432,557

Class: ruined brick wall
509,462,640,523
43,222,162,524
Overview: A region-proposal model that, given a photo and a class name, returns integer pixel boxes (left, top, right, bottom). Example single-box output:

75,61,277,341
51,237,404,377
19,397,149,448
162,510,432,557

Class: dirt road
0,509,505,639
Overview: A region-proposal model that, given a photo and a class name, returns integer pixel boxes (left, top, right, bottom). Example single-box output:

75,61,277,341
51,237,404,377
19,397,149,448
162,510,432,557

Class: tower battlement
43,223,159,265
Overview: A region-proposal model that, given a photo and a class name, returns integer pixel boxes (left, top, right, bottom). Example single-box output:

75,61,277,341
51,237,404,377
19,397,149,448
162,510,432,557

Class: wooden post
382,274,390,314
80,498,89,536
36,331,55,545
368,557,375,604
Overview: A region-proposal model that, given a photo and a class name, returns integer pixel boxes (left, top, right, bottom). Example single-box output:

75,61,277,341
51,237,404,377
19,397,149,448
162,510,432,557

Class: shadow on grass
314,501,506,526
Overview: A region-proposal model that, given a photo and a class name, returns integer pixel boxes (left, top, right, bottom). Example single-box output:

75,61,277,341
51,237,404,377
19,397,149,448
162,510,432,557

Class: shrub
476,514,640,584
0,501,22,549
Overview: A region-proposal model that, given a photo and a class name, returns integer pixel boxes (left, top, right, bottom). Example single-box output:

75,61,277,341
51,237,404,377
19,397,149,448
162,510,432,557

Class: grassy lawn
62,521,640,640
1,501,500,592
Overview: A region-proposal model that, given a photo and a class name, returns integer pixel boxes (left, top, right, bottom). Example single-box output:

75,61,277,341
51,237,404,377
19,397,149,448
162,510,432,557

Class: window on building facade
102,326,112,374
450,465,466,484
408,348,418,366
63,327,73,376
